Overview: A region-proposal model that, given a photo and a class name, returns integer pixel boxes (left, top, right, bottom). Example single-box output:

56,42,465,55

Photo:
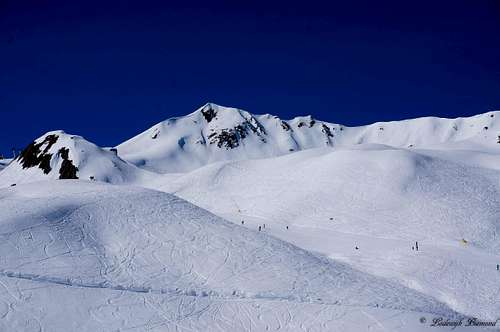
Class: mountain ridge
116,103,500,173
1,103,499,180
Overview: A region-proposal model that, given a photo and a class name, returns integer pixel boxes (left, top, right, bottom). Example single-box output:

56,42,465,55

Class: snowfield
0,181,458,331
148,145,500,320
0,103,499,331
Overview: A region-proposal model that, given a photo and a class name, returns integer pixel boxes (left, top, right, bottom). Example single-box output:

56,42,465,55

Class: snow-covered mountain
2,103,499,179
0,130,153,187
117,102,500,173
1,104,499,330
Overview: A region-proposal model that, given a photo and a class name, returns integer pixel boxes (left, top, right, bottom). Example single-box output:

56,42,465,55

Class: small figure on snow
415,241,419,251
258,226,261,232
286,226,289,230
241,220,244,225
355,246,359,250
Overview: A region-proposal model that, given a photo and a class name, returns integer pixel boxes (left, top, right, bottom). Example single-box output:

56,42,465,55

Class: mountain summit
116,103,338,173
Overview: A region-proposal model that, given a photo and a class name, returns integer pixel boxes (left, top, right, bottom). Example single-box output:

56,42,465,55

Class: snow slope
145,144,500,320
0,158,11,171
0,181,458,331
117,102,500,173
0,130,154,187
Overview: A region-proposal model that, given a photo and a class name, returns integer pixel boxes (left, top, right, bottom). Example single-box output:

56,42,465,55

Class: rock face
17,134,59,174
57,147,78,179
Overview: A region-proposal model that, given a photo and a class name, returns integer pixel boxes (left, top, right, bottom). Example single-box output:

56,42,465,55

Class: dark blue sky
1,0,499,155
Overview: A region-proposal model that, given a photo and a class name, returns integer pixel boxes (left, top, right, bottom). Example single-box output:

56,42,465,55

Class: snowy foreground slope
0,181,460,331
117,103,499,173
146,144,500,320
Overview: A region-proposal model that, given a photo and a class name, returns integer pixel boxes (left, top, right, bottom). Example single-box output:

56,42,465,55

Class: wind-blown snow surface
146,144,500,320
0,181,458,331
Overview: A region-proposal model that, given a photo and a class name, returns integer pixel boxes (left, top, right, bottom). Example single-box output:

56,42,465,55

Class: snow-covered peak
117,103,500,173
117,103,337,173
2,104,499,178
0,130,152,187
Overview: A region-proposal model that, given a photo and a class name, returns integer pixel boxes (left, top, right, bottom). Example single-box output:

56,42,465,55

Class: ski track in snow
0,181,469,331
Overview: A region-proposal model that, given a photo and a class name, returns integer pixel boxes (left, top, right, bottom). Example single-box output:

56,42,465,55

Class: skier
286,226,289,230
497,264,499,271
263,223,265,229
258,226,261,232
241,220,244,225
415,241,419,251
355,246,359,250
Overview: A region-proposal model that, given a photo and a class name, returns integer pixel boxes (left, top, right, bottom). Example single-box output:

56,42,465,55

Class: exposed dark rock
151,128,160,139
281,121,291,131
209,125,247,149
58,148,78,179
196,133,207,145
58,147,69,159
298,122,306,128
484,126,488,130
38,154,52,174
309,120,316,127
201,105,217,123
321,124,334,137
208,117,267,149
246,116,267,136
17,134,59,174
59,160,78,179
42,135,58,153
